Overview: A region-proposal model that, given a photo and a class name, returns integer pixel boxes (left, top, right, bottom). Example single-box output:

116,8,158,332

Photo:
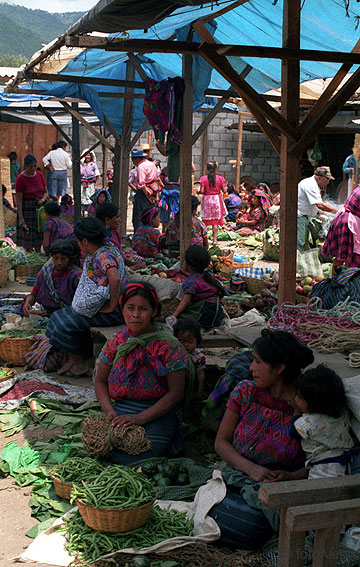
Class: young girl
200,161,227,245
292,364,354,479
87,189,111,217
171,245,225,329
43,201,75,254
224,183,245,222
236,188,270,236
191,196,208,248
132,206,161,258
173,318,207,400
80,152,100,213
21,239,81,317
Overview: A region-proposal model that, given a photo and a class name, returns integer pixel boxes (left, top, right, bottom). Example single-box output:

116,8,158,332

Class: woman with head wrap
132,206,161,258
21,239,81,317
46,217,128,376
322,186,360,271
43,201,75,254
87,188,111,217
236,188,271,236
15,154,48,251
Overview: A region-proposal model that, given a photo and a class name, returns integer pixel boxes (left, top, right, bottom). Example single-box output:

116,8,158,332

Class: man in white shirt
297,166,338,251
43,141,72,200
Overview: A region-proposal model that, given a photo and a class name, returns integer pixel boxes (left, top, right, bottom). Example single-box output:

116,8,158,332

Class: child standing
132,206,161,258
171,245,225,329
292,364,354,479
174,318,207,400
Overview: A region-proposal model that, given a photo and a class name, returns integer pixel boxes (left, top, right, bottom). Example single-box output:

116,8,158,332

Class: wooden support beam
101,127,108,188
129,120,149,151
299,38,360,135
80,133,111,160
235,112,244,189
278,0,300,306
60,101,114,152
289,67,360,156
71,102,81,221
27,71,145,90
127,53,148,82
38,104,73,147
241,101,280,155
118,60,135,234
180,53,193,268
202,126,208,176
192,89,231,145
286,499,360,532
103,113,121,145
198,44,297,141
112,143,121,210
277,508,305,567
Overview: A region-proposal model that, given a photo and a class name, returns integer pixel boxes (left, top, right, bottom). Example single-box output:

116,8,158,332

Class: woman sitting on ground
191,196,209,248
46,217,128,377
209,330,314,549
224,183,244,222
95,282,191,464
96,202,145,270
42,201,74,255
87,188,111,217
132,206,161,258
20,239,81,317
235,187,271,236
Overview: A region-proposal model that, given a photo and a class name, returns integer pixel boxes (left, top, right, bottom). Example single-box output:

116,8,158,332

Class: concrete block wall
62,110,281,190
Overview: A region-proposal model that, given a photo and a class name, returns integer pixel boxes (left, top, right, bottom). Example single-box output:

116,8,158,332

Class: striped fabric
235,266,275,279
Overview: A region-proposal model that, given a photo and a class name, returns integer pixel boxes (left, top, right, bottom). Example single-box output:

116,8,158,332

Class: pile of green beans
70,465,155,509
52,457,105,484
61,506,194,563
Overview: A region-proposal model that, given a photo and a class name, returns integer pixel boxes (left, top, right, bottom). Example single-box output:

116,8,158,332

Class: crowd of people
5,141,360,555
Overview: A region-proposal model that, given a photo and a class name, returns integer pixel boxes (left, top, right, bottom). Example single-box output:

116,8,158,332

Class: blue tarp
16,0,360,134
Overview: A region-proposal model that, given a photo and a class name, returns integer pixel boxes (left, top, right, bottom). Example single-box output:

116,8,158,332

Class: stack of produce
296,275,325,297
239,288,278,316
140,461,190,487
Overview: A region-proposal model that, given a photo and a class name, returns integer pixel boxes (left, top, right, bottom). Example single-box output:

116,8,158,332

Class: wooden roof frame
5,0,360,302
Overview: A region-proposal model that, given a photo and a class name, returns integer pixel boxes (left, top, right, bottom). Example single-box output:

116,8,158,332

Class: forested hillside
0,4,83,63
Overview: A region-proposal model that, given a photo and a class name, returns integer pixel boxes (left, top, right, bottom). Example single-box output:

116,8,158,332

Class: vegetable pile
140,462,190,488
71,465,155,509
0,367,14,379
0,328,44,342
52,457,105,484
61,506,194,563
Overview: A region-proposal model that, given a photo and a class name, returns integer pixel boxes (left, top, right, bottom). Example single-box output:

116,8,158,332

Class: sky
6,0,96,12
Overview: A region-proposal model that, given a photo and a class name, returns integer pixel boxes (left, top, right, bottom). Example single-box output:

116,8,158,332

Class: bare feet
57,359,73,375
66,363,89,377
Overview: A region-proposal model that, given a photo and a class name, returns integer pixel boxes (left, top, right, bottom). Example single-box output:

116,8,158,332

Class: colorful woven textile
132,226,160,258
43,218,74,244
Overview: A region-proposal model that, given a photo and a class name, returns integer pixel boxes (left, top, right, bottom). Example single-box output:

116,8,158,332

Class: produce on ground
61,506,194,563
139,461,190,487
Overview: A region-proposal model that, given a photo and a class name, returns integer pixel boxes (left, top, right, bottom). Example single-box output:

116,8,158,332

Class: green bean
61,506,194,563
52,457,105,484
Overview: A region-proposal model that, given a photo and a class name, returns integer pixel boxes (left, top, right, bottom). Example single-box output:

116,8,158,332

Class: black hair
57,141,67,148
96,202,119,223
51,143,58,150
24,154,37,167
206,161,217,188
295,364,347,418
191,195,200,212
2,184,6,195
44,201,61,216
8,151,17,160
120,282,161,318
49,239,80,264
173,317,201,346
252,330,314,385
74,217,106,246
227,182,239,196
61,194,73,206
96,190,109,203
185,245,225,298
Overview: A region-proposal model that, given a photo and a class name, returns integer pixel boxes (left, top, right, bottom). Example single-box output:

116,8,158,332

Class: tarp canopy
8,0,360,135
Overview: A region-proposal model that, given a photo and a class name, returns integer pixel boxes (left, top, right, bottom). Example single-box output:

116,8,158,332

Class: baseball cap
314,166,334,180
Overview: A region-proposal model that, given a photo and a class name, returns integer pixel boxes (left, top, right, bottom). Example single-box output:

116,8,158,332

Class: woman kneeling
95,283,190,464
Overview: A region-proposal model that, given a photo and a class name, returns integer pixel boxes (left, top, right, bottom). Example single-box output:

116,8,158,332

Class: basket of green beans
71,465,156,533
51,457,105,500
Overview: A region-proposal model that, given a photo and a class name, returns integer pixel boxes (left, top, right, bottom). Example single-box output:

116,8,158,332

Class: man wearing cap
131,148,162,231
297,166,338,251
42,141,72,201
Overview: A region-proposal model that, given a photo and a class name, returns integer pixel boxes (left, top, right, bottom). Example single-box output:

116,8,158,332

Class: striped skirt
46,306,124,357
16,198,43,249
108,399,184,465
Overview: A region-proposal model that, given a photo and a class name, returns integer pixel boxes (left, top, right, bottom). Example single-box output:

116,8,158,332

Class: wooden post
278,0,300,305
102,142,108,188
148,130,153,158
180,53,193,267
112,142,121,209
71,102,81,221
235,112,244,190
202,127,208,176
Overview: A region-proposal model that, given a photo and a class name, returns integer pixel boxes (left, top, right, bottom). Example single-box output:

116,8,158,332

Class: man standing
42,141,72,201
130,148,162,231
297,166,338,251
343,152,358,196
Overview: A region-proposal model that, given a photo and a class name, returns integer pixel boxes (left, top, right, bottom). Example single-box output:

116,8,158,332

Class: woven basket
158,297,179,320
76,495,156,533
0,257,10,287
4,208,16,227
296,293,309,304
51,473,73,500
15,265,43,278
242,276,268,295
0,337,35,365
0,368,16,383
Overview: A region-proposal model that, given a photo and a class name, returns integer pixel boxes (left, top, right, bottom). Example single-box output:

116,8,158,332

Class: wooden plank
71,103,81,220
290,67,360,157
102,133,108,187
112,142,121,210
179,53,194,269
202,126,208,176
103,113,121,145
313,527,341,567
129,120,149,151
118,60,134,233
127,53,148,82
80,133,111,160
258,475,360,509
60,101,114,151
200,0,250,24
192,90,231,145
201,335,240,347
38,104,73,147
277,509,304,567
235,112,243,189
198,44,298,141
286,498,360,531
27,71,145,90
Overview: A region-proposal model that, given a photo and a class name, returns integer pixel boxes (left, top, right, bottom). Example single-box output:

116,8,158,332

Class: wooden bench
258,475,360,567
